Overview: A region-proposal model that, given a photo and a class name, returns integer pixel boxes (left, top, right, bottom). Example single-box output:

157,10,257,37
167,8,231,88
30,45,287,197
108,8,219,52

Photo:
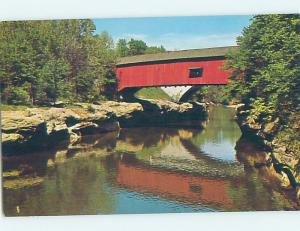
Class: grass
1,89,172,111
65,105,84,109
134,87,172,101
1,104,30,111
0,104,51,111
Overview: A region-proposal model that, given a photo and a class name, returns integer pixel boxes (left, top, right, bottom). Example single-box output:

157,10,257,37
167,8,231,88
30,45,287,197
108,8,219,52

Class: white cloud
118,33,149,40
148,33,239,50
115,32,239,50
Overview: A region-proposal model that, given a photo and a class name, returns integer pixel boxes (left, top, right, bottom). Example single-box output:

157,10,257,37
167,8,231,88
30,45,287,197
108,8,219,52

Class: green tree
40,59,71,103
145,45,166,54
0,21,39,104
225,14,300,156
78,31,116,101
0,19,117,105
127,39,147,56
116,39,128,57
226,14,300,124
0,20,167,105
189,86,233,104
7,83,31,105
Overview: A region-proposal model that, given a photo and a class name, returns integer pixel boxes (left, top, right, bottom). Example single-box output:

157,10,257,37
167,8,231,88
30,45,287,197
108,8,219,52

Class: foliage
225,14,300,156
145,45,166,54
7,84,31,105
277,129,300,159
245,97,275,122
0,20,117,105
189,86,234,104
39,58,72,103
127,39,147,56
116,38,166,57
115,39,128,57
225,14,300,125
0,20,167,105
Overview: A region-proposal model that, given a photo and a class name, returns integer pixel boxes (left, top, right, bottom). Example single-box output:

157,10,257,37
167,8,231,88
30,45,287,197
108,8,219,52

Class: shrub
8,85,31,105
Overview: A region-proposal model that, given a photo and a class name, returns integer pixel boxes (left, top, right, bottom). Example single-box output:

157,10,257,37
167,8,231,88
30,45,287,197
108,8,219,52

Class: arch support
118,87,140,102
179,86,201,102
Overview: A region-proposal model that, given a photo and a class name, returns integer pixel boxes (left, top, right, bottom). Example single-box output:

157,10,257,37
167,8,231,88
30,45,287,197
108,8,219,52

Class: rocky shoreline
2,100,207,156
235,104,300,200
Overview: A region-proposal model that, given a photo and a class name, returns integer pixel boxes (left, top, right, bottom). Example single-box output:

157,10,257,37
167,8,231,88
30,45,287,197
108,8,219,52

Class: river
2,106,298,216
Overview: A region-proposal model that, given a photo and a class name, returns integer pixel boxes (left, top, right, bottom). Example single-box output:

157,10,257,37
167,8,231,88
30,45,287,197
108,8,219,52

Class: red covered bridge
116,46,237,98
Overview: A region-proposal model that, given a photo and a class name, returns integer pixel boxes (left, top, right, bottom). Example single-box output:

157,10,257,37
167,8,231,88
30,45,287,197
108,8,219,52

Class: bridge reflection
116,154,235,210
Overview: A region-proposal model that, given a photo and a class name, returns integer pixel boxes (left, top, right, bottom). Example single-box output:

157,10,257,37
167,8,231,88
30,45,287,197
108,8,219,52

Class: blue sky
93,16,252,50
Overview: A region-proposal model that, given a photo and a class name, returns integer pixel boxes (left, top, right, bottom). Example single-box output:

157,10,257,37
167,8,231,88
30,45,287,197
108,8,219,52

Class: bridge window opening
189,67,203,78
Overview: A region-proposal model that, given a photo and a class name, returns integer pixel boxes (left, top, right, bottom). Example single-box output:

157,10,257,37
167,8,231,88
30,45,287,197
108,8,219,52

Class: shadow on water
2,106,299,216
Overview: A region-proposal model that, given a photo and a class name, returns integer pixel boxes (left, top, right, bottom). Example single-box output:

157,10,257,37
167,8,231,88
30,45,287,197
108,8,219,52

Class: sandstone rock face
2,111,45,134
115,99,207,127
263,118,280,135
2,100,206,155
236,110,279,141
2,133,24,145
2,105,119,155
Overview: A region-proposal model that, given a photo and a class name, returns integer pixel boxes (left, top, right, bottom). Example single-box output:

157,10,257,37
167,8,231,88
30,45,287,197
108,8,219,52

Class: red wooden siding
116,59,229,91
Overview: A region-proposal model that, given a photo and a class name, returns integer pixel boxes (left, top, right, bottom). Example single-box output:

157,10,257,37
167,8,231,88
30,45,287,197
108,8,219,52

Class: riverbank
2,100,207,156
4,105,300,215
235,105,300,200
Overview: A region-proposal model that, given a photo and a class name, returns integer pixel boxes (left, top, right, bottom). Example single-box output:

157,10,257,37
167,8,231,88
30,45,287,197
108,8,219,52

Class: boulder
70,121,120,135
100,101,143,119
263,118,280,135
2,133,24,145
2,111,45,135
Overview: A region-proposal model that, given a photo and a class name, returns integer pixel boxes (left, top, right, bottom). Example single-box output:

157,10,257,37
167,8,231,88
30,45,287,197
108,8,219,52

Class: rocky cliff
2,100,207,155
235,105,300,200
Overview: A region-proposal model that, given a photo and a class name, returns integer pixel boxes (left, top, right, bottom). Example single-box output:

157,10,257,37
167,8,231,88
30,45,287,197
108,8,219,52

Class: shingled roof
117,46,238,65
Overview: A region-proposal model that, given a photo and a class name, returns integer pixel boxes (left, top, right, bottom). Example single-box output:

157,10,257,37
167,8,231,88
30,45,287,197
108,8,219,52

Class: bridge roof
117,46,238,66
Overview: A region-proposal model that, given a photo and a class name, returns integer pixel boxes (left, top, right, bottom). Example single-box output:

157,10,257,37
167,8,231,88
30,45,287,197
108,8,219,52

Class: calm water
2,106,298,216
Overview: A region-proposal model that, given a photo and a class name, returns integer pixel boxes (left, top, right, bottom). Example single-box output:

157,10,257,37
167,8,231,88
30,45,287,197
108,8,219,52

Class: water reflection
117,154,234,210
190,106,242,163
2,106,298,216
